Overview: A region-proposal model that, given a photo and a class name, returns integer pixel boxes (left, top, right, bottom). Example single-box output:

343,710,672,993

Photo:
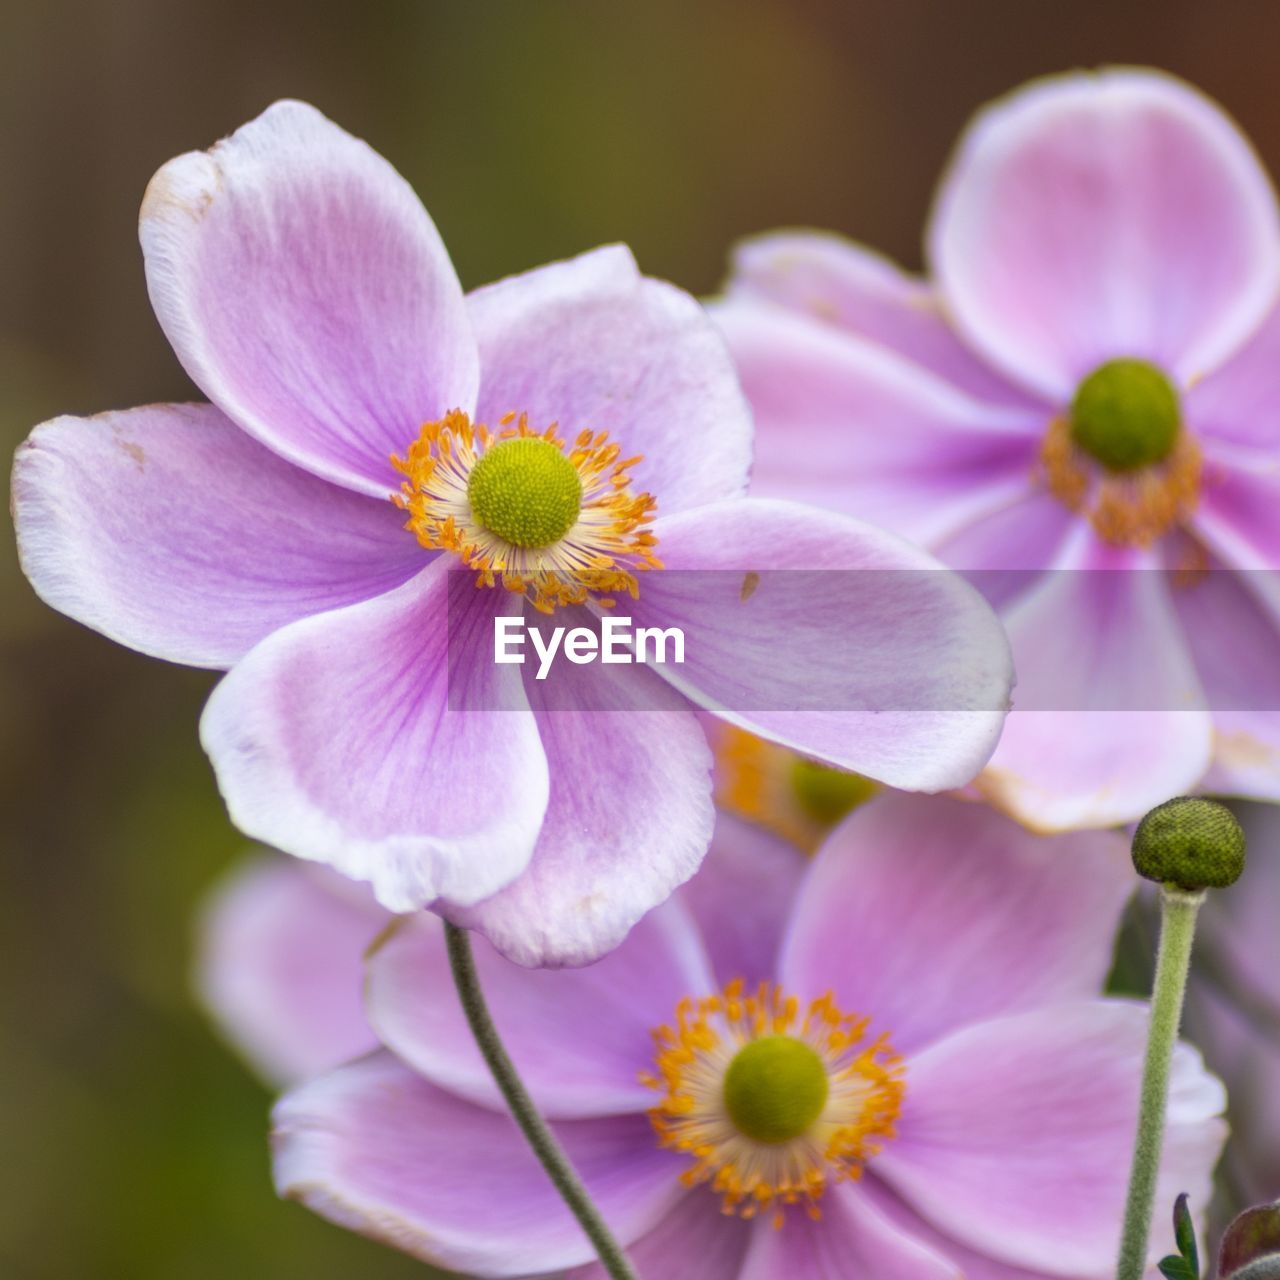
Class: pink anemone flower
715,68,1280,831
243,796,1226,1279
11,101,1012,966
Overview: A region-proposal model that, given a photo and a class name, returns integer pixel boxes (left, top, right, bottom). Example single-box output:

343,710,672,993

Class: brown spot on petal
740,571,760,602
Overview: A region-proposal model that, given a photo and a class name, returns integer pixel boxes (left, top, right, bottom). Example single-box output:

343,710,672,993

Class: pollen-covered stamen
392,410,661,613
642,979,904,1228
1041,358,1200,547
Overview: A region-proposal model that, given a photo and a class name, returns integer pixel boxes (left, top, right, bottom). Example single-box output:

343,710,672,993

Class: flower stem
1116,886,1205,1280
444,922,640,1280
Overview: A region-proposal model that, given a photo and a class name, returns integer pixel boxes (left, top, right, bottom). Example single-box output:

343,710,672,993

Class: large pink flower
246,796,1226,1279
10,101,1012,965
715,68,1280,831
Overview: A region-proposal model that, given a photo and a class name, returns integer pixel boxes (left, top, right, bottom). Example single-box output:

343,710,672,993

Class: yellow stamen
1040,413,1201,547
642,979,904,1228
391,410,661,613
712,724,877,853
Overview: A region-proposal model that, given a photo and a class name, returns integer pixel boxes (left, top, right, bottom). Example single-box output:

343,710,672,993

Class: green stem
1116,886,1204,1280
444,923,640,1280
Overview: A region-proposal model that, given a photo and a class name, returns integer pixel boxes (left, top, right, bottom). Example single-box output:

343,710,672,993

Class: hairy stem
444,922,640,1280
1116,887,1204,1280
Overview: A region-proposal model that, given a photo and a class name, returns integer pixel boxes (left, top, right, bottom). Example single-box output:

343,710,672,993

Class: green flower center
722,1035,829,1144
789,756,876,826
466,437,582,549
1069,358,1181,473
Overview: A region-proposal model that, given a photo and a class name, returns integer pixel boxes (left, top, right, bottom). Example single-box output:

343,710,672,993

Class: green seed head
789,757,876,826
1131,796,1247,890
466,437,582,549
722,1035,829,1145
1070,358,1181,472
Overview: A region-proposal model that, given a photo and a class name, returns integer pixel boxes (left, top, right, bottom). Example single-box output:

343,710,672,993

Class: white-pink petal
930,68,1280,399
141,100,479,498
469,246,751,516
200,564,548,912
779,793,1133,1055
195,856,387,1085
12,404,421,668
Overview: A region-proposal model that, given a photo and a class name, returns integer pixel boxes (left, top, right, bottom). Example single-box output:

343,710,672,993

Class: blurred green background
4,2,1280,1275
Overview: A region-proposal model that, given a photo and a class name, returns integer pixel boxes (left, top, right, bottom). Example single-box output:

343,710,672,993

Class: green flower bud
1070,357,1181,473
1131,796,1246,890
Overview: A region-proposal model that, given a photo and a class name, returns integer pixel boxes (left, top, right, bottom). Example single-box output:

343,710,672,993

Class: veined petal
566,1190,749,1280
443,620,715,967
635,499,1013,791
725,230,1038,407
141,100,478,497
195,856,387,1085
737,1183,962,1280
679,812,806,988
273,1052,682,1277
200,563,548,912
366,900,713,1118
930,68,1280,398
875,1002,1226,1276
980,527,1213,830
468,246,751,515
11,404,422,668
778,794,1133,1055
713,300,1041,547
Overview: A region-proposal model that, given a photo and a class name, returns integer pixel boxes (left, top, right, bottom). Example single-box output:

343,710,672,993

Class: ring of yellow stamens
392,410,661,613
1041,357,1201,547
641,979,904,1228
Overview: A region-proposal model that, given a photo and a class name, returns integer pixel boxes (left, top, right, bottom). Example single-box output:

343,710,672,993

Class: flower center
723,1035,829,1143
643,979,904,1226
392,410,660,613
466,436,583,549
1040,358,1200,547
1069,358,1181,472
788,756,876,828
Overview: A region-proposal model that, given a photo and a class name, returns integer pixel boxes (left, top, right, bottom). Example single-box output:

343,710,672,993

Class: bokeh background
5,2,1280,1275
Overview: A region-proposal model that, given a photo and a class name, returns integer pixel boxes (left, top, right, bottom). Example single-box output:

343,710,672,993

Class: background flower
249,796,1224,1279
715,67,1280,831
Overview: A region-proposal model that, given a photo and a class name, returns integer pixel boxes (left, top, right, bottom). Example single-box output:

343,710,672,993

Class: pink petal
200,565,549,912
141,100,478,498
443,624,715,966
635,499,1013,791
11,404,422,668
1168,555,1280,799
930,69,1280,398
1187,301,1280,452
982,528,1213,830
738,1183,962,1280
779,793,1133,1055
566,1190,749,1280
366,900,713,1119
679,812,806,987
195,856,387,1085
469,246,751,516
725,230,1038,407
874,1002,1226,1276
713,300,1042,546
273,1052,682,1276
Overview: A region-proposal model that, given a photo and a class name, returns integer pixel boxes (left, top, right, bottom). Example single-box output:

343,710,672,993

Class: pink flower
248,796,1225,1278
714,68,1280,831
10,101,1013,965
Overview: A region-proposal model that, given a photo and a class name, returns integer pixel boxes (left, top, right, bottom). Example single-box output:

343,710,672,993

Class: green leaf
1159,1255,1195,1280
1173,1192,1200,1278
